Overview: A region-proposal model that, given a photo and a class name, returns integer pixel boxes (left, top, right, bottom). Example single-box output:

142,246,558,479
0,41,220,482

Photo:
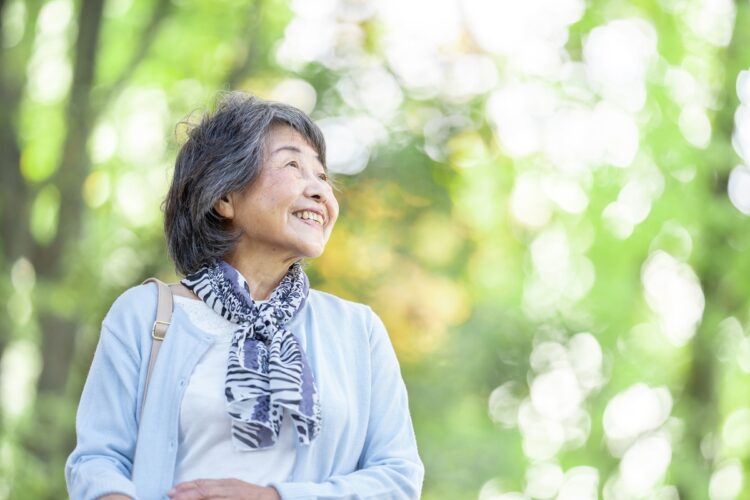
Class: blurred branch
15,0,105,481
226,0,264,88
0,1,44,262
96,0,173,113
33,0,105,390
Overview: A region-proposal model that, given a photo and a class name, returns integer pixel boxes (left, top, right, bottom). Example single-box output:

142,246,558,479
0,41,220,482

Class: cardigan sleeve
271,309,424,500
65,321,141,500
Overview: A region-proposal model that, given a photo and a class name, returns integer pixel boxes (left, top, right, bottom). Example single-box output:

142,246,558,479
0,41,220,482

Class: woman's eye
287,161,299,168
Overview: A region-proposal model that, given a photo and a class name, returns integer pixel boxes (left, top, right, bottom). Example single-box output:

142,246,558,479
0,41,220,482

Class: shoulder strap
140,277,174,419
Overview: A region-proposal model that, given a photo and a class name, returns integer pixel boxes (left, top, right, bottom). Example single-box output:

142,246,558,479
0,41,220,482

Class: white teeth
295,210,324,225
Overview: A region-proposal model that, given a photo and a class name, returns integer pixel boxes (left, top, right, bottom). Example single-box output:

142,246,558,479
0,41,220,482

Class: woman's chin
301,248,325,260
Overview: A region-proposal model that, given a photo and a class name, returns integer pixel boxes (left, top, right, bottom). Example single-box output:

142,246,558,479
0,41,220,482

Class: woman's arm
270,310,424,500
65,320,142,500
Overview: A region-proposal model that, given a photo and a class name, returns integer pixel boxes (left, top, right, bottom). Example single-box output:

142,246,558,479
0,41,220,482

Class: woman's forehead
265,124,323,163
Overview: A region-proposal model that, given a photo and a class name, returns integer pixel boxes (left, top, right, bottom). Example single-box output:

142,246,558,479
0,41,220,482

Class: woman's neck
223,250,297,301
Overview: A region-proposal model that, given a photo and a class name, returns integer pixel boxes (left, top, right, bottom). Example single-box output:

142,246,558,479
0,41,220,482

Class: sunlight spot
716,317,747,364
529,227,596,304
384,43,442,98
619,433,672,497
89,121,119,164
542,176,589,214
114,172,159,227
603,163,664,238
530,341,568,374
530,367,583,421
37,0,73,35
10,258,35,293
488,381,524,428
0,340,41,419
275,17,337,70
318,117,371,175
463,0,584,61
583,18,657,112
709,459,744,500
525,462,563,499
2,0,26,48
104,0,134,17
721,408,750,456
642,251,705,346
728,165,750,216
567,333,604,392
679,105,712,148
30,184,60,245
26,40,72,104
542,105,598,173
83,171,112,208
541,102,639,171
737,337,750,373
685,0,735,47
531,227,570,283
103,246,143,287
444,54,498,100
523,227,595,318
117,89,168,166
291,0,337,18
487,81,557,157
336,68,403,120
562,409,592,449
733,105,750,163
518,399,565,460
603,384,672,452
738,70,750,105
510,174,552,229
557,466,598,500
378,0,461,52
592,102,639,167
270,79,317,114
665,67,702,106
479,479,527,500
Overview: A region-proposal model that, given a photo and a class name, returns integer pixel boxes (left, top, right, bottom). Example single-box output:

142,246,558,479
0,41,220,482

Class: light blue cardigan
65,283,424,499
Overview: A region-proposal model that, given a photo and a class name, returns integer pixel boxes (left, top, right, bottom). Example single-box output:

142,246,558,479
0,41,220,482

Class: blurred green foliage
1,0,750,499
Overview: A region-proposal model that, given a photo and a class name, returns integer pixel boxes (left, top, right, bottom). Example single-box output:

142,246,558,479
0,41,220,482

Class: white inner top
172,296,296,486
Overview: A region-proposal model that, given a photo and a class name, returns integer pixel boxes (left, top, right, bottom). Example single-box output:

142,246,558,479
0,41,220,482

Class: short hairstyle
164,91,327,275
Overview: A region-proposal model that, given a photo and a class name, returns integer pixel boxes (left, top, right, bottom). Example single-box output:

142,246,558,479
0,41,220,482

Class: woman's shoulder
306,289,378,332
307,288,372,314
101,282,159,332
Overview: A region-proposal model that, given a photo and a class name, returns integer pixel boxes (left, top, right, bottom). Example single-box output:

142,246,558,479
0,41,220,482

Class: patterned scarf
181,260,321,450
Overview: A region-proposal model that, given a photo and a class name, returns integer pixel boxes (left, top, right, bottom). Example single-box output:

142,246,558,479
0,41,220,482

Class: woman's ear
214,194,234,220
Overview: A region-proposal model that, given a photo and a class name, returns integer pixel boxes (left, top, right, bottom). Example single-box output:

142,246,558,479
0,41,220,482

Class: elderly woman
65,93,424,499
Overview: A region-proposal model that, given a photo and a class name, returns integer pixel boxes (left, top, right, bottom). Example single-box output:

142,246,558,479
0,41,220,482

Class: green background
1,0,750,498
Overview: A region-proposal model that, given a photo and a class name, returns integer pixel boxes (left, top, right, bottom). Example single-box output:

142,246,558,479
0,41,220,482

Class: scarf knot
182,260,321,450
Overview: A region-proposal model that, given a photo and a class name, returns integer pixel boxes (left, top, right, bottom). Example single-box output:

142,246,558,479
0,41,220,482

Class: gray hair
164,91,327,275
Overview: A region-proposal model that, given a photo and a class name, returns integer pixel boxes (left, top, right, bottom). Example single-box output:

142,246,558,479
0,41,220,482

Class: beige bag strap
140,277,174,419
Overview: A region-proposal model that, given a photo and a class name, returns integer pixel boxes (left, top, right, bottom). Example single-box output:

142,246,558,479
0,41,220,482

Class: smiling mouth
293,210,325,226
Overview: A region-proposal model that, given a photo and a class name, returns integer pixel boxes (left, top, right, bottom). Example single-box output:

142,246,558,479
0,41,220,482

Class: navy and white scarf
181,260,321,450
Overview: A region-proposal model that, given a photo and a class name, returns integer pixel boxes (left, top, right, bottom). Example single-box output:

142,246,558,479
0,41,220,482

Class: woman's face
218,124,339,263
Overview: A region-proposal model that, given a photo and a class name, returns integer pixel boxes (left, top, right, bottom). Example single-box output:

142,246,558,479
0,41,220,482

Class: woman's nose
304,174,327,202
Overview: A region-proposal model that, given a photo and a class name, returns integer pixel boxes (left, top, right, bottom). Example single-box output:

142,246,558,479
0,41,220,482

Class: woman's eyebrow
271,145,320,161
271,144,327,171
